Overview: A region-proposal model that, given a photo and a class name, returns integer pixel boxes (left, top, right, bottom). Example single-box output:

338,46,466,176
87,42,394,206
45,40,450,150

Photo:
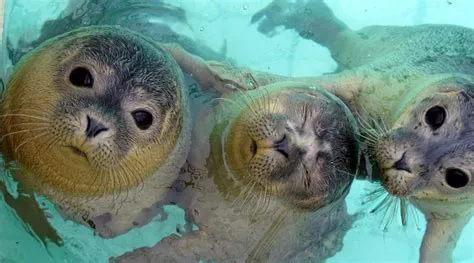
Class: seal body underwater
1,0,233,241
245,1,474,262
0,25,192,238
111,81,361,262
6,0,228,68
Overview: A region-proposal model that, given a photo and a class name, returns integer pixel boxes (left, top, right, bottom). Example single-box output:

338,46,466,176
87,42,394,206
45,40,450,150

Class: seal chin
380,168,418,197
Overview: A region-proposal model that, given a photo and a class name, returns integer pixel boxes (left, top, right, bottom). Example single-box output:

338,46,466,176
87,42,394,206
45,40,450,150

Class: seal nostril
274,135,289,158
85,115,109,138
393,152,411,173
277,148,289,158
250,139,257,156
445,168,470,188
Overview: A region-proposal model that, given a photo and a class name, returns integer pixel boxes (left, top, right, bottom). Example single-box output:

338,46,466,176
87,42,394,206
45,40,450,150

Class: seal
246,1,474,262
0,25,192,239
111,82,360,262
1,0,234,245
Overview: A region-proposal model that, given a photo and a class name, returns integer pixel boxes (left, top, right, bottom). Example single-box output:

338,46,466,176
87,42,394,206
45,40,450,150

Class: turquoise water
1,0,473,262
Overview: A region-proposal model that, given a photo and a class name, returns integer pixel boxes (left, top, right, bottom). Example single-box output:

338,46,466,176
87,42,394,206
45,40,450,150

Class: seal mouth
67,146,87,158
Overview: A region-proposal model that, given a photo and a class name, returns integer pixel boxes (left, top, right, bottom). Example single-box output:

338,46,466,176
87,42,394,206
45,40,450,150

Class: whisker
408,204,422,231
110,167,120,205
384,197,399,232
8,108,52,117
247,210,289,262
369,193,392,214
8,122,49,128
0,113,49,121
362,184,413,232
213,97,246,113
131,157,146,194
400,198,408,226
14,132,49,153
335,168,357,178
0,127,48,141
117,160,133,205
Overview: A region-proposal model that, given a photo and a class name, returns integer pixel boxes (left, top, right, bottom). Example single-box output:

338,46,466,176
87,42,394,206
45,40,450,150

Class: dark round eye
445,168,469,188
424,106,446,131
132,110,153,130
69,67,93,88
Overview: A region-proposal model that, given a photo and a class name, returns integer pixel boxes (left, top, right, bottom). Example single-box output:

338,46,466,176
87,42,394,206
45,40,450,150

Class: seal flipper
250,0,349,51
163,43,265,93
419,214,471,263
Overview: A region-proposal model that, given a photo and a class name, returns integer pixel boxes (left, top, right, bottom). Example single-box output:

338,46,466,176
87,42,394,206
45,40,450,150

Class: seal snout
85,115,110,139
393,151,411,173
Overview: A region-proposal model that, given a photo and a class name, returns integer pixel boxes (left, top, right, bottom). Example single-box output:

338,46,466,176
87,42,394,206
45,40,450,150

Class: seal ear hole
69,67,93,88
445,168,470,189
132,110,153,130
424,106,446,131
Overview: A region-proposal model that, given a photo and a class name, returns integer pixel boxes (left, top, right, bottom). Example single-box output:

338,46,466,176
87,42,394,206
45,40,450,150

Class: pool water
0,0,473,262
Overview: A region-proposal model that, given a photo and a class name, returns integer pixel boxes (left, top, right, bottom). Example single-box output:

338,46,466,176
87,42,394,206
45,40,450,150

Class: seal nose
273,135,289,158
393,152,411,173
85,115,109,138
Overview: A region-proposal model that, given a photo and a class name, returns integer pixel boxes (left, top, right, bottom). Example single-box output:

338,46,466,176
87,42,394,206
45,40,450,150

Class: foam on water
1,0,473,262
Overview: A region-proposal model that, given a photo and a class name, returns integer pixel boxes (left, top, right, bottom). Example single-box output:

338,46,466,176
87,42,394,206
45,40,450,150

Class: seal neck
311,69,425,127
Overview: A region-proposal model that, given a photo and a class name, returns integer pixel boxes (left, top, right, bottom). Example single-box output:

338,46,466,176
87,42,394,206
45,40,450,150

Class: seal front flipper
250,0,349,48
419,215,471,263
163,43,293,93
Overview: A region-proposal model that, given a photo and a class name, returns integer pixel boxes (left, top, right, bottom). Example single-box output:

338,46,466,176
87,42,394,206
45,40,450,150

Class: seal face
375,76,474,209
221,85,358,210
1,26,184,198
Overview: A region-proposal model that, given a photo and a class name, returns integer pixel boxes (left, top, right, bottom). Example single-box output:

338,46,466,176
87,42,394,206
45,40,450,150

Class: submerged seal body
0,25,191,238
245,1,474,262
113,82,360,262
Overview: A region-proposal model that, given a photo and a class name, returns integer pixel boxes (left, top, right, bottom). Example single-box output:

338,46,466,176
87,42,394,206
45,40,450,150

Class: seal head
1,26,186,199
219,85,359,210
375,75,474,214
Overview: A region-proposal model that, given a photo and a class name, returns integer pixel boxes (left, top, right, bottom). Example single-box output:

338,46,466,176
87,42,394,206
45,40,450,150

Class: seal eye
69,67,93,88
424,106,446,131
132,110,153,130
445,168,470,188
